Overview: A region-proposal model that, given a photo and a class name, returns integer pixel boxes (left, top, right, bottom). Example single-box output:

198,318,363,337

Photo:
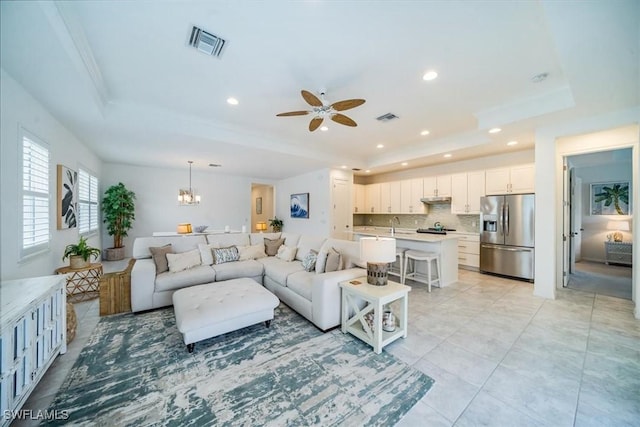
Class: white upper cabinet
451,171,485,214
365,183,381,213
400,178,425,213
423,174,452,197
380,181,401,213
353,183,365,213
485,164,534,195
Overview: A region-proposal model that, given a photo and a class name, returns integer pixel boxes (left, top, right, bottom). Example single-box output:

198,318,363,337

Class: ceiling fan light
420,130,430,136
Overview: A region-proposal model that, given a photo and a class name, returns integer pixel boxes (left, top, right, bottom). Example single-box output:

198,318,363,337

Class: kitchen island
352,227,459,287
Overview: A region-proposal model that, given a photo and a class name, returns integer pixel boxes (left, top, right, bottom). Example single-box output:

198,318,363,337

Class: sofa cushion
166,249,201,273
323,247,343,273
276,245,297,262
286,271,314,301
238,244,267,261
263,258,304,285
197,243,220,265
154,265,216,292
316,238,363,272
249,232,281,246
264,238,284,256
212,259,264,281
295,235,327,261
301,250,318,272
206,233,250,248
213,246,240,264
133,235,206,259
149,244,172,274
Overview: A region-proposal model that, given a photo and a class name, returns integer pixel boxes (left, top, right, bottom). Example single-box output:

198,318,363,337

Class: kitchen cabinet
400,179,425,213
451,171,485,214
455,233,480,269
485,164,534,195
1,276,66,425
380,181,402,213
353,184,365,213
423,174,452,197
365,183,381,213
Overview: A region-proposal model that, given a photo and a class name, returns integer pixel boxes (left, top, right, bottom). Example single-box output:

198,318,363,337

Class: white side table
604,241,632,266
339,277,411,354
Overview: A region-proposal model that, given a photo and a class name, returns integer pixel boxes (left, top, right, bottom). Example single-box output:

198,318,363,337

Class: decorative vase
104,247,125,261
69,255,90,269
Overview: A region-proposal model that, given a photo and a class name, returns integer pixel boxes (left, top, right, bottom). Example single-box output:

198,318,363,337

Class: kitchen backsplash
353,204,480,233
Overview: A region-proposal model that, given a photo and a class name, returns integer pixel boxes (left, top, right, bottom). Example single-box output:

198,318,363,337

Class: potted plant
101,182,136,261
269,216,283,232
63,236,101,269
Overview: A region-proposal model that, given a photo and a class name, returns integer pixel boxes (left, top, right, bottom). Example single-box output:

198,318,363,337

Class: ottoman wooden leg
265,320,271,328
187,343,195,353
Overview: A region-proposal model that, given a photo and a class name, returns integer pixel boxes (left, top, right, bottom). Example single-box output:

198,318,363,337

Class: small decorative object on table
382,309,396,332
62,236,101,269
194,225,208,233
269,217,283,232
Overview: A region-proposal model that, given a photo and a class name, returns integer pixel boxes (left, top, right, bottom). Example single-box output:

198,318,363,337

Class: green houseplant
269,216,283,232
102,182,136,261
63,236,101,269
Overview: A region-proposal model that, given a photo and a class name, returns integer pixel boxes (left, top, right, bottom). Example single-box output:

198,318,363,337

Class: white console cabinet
1,276,66,425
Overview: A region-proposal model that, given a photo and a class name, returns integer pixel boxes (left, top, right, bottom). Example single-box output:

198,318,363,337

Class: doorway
563,149,633,300
251,184,274,233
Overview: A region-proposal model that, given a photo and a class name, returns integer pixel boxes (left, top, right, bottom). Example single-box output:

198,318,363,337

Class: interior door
562,159,570,287
332,178,350,239
571,176,583,268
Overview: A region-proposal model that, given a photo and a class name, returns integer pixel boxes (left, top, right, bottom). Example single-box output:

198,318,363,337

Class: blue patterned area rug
46,305,433,426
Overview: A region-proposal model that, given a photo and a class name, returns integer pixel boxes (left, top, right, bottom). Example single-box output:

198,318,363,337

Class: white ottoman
172,278,280,353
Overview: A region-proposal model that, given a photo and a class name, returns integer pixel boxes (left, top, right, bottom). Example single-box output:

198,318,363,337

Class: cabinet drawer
458,253,479,268
458,242,480,255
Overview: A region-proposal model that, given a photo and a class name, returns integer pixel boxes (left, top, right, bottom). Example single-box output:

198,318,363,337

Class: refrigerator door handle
499,203,504,236
481,244,531,252
505,202,509,236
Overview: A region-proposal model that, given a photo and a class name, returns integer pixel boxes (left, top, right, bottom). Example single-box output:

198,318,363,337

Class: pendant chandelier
178,161,201,205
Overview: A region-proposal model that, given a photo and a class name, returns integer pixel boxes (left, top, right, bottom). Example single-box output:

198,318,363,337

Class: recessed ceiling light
507,140,518,146
365,170,371,173
489,128,502,134
401,162,408,166
422,70,438,81
226,97,238,105
376,144,384,149
341,165,347,169
420,130,430,136
320,126,328,131
443,154,452,158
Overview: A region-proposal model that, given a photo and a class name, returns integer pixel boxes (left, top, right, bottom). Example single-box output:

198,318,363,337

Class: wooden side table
55,263,103,302
99,259,135,316
339,277,411,354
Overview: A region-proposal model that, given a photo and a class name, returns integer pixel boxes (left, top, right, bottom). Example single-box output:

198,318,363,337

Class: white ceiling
1,1,638,179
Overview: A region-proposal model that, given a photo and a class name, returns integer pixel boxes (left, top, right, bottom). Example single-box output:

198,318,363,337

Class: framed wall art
590,181,630,215
290,193,309,218
57,164,78,229
256,197,262,214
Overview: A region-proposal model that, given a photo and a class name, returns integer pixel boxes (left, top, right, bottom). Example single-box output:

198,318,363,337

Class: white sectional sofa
130,232,366,330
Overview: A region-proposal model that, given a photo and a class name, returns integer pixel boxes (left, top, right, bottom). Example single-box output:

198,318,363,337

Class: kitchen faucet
390,216,400,235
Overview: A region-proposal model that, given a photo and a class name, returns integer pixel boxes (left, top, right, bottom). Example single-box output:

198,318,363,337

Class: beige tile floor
15,269,640,426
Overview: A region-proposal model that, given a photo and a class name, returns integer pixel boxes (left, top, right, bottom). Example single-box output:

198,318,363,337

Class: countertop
352,227,465,242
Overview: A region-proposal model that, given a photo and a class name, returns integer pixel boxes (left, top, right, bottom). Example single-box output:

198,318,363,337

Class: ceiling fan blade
331,113,357,127
301,90,323,107
309,117,324,132
331,99,366,111
276,111,310,117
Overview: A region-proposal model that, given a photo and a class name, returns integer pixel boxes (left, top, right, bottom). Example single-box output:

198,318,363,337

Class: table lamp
177,223,192,234
360,237,396,286
256,222,267,233
606,220,629,242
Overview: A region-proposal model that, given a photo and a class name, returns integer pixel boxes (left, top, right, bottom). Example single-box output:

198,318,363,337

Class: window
22,131,50,257
78,168,99,235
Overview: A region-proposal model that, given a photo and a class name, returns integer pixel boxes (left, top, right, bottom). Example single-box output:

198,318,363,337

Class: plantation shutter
22,134,50,256
78,168,99,234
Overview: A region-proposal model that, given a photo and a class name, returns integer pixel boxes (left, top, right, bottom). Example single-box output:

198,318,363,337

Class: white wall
574,161,632,262
1,69,103,280
535,113,639,318
101,163,258,255
275,168,333,237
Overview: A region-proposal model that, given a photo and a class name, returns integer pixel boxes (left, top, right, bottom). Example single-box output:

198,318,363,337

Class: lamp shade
256,222,267,231
360,237,396,263
177,223,192,234
607,220,630,231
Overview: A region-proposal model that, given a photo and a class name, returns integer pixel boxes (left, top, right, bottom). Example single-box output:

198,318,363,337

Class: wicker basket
69,256,90,269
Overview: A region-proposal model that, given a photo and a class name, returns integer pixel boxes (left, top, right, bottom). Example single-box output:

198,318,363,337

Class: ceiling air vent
376,113,399,122
189,26,226,58
351,168,361,171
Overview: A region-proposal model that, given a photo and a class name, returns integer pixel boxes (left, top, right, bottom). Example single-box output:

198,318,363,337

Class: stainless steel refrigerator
480,194,535,281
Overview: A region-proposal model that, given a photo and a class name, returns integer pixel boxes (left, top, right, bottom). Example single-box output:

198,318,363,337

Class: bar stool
402,250,441,292
388,247,408,281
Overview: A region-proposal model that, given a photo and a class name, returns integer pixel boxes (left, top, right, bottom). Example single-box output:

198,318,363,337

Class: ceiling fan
276,90,366,132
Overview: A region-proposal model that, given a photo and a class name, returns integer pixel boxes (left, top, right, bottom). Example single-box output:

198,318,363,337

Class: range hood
420,196,452,204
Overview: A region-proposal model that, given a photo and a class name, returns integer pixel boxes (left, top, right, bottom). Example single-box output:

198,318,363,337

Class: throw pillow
166,249,201,273
238,244,267,261
276,245,298,262
149,244,173,274
264,237,284,256
212,246,240,264
197,242,220,265
302,249,318,272
324,247,343,272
